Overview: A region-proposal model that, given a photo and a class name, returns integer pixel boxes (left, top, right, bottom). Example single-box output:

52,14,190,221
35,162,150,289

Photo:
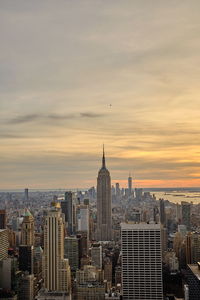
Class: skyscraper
128,174,132,197
159,199,166,226
91,243,102,269
24,188,29,202
0,210,6,229
181,201,191,231
97,147,112,241
21,209,34,246
19,245,34,274
121,223,163,300
61,191,74,235
0,229,9,261
43,201,71,292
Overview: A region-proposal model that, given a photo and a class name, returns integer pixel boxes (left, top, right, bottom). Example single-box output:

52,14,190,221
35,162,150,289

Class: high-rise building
104,257,112,284
128,174,132,197
43,201,71,292
18,273,35,300
115,183,120,198
0,229,9,261
97,147,112,241
21,209,34,246
61,192,74,235
181,201,191,231
36,289,71,300
0,210,6,229
159,199,166,226
121,223,163,300
186,262,200,300
24,188,29,202
64,236,79,272
91,243,102,269
77,205,89,233
19,245,34,274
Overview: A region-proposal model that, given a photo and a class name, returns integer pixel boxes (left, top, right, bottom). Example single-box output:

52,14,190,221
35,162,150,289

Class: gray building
121,223,163,300
97,147,112,241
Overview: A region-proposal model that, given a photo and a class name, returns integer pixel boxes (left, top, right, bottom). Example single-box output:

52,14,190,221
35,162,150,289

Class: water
152,190,200,204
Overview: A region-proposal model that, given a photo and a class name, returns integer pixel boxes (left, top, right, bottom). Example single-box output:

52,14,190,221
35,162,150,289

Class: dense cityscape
0,150,200,300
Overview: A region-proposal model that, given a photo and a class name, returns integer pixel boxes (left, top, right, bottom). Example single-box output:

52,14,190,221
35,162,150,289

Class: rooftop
121,222,161,230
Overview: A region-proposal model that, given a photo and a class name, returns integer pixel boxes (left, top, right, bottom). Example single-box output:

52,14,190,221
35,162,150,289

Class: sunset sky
1,1,200,189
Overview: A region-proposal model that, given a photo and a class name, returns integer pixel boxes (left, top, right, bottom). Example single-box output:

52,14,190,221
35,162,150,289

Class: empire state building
97,147,112,241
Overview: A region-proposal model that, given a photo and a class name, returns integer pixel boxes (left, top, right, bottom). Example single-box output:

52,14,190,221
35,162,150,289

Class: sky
1,0,200,189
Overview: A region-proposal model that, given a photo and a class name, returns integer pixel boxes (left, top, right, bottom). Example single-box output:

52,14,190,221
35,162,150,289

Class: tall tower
44,201,71,292
21,209,34,246
181,201,191,231
0,210,6,229
121,223,163,300
61,191,74,235
97,146,112,241
128,173,132,197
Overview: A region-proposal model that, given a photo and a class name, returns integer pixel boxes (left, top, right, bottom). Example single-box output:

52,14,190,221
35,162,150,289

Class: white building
77,205,89,232
121,223,163,300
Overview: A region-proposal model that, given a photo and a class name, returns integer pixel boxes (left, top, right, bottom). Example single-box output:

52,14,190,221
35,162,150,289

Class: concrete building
121,223,163,300
97,147,112,241
186,263,200,300
21,209,34,246
128,174,132,197
18,273,35,300
0,229,9,261
159,199,166,226
0,210,6,229
91,243,102,269
64,236,79,272
24,188,29,202
36,289,71,299
43,201,71,292
77,205,89,233
19,245,34,274
61,191,74,235
181,202,191,231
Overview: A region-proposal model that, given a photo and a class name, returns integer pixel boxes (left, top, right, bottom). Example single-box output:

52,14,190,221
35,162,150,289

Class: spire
102,144,106,168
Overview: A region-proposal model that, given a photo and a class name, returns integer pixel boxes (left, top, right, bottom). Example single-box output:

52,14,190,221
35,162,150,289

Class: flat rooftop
121,222,161,230
188,264,200,281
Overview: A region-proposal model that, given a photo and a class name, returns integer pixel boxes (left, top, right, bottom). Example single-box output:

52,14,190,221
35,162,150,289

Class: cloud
9,114,40,124
6,111,105,125
80,112,104,118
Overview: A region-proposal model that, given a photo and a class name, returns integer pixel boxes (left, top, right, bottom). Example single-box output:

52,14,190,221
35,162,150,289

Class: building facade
43,202,71,292
121,223,163,300
97,147,112,241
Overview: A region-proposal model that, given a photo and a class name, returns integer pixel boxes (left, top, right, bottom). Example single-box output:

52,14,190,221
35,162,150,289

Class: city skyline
1,1,200,189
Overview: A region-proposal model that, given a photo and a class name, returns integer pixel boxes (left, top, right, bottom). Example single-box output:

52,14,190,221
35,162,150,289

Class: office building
61,192,74,235
128,174,132,197
104,257,112,283
121,223,163,300
43,201,71,292
18,273,35,300
181,201,191,231
0,229,9,261
21,209,34,246
0,210,6,229
159,199,166,226
36,289,71,300
24,188,29,202
77,204,89,233
91,243,102,269
64,236,79,272
19,245,34,274
97,147,112,241
186,262,200,300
